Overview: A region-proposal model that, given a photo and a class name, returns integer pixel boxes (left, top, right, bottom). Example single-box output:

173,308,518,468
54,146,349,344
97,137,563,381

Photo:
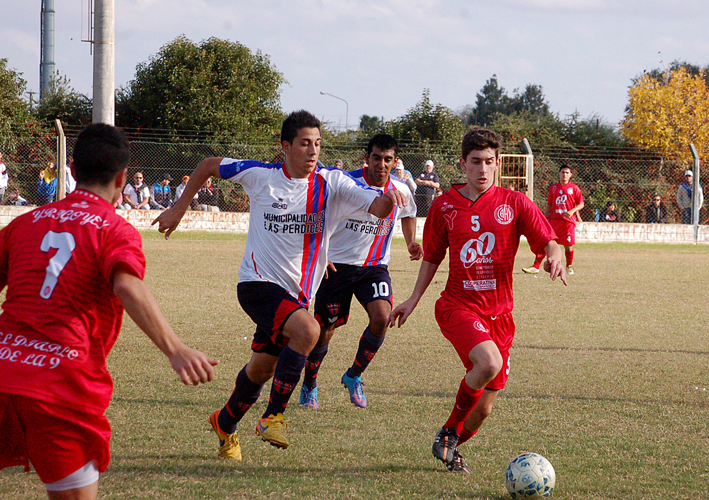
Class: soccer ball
505,452,556,498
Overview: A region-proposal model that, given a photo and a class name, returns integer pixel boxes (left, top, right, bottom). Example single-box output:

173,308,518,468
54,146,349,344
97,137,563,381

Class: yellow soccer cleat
567,266,575,275
209,410,242,460
255,413,290,449
521,266,540,274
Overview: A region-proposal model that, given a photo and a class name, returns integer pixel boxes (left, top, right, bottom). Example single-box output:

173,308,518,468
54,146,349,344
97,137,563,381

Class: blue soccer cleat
341,371,367,408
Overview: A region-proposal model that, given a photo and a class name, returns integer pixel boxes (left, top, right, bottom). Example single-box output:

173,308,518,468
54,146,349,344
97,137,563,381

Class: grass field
1,232,708,499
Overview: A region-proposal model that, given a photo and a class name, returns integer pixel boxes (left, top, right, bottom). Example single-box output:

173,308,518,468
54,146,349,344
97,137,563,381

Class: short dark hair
559,164,572,172
280,110,321,143
461,128,502,160
72,123,130,186
366,134,399,156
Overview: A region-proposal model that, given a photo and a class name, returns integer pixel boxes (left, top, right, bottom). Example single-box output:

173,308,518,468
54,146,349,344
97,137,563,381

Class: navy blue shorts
237,281,304,356
313,264,392,329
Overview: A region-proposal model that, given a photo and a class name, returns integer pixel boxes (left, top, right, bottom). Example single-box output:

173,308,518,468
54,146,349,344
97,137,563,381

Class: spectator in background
599,201,619,222
175,175,199,210
2,188,28,206
150,173,173,210
415,159,440,217
645,195,667,224
676,170,704,224
198,177,220,212
65,156,76,194
0,152,8,201
122,171,150,210
394,160,417,194
334,159,343,169
37,161,58,206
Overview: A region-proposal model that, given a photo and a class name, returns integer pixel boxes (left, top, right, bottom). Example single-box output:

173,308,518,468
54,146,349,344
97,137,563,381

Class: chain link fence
0,125,705,225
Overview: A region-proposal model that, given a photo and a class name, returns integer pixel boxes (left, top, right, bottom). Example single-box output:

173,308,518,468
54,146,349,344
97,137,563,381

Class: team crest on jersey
567,188,574,195
473,321,489,333
272,197,288,209
494,204,514,225
443,210,457,230
327,302,340,315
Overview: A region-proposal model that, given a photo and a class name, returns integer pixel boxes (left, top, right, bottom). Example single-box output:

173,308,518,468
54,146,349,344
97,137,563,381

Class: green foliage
384,89,466,151
358,114,384,136
0,59,30,132
463,75,551,127
33,73,92,127
116,36,286,140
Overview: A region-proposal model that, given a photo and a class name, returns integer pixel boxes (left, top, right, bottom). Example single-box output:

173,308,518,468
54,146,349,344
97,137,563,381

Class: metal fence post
689,144,701,243
55,119,66,200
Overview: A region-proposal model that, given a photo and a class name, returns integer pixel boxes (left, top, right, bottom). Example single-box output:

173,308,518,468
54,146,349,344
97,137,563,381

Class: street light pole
319,91,348,131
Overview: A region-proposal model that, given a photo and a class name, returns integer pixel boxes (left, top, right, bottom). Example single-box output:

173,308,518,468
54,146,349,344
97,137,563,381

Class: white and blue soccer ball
505,452,556,498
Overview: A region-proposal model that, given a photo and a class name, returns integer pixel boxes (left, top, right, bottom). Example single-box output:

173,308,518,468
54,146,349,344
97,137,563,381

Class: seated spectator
334,159,343,169
198,177,220,212
150,173,173,210
37,161,57,206
121,171,150,210
2,188,28,206
599,201,619,222
645,195,668,224
175,175,199,210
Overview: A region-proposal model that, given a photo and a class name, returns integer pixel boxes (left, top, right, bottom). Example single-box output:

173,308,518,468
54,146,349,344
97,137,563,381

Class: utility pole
92,0,115,124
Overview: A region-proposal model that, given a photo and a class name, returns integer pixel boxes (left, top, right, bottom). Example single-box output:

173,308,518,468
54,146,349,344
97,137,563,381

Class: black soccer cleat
446,448,472,474
432,427,459,464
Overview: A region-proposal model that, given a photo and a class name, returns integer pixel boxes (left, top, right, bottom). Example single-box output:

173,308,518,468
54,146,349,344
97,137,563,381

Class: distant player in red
0,124,218,500
390,128,567,473
522,164,584,275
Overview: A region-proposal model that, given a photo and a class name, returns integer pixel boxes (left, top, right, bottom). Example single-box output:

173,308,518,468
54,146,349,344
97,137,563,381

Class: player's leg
522,253,544,274
256,308,320,448
299,326,335,409
564,244,575,274
459,389,499,445
342,267,393,408
46,463,100,500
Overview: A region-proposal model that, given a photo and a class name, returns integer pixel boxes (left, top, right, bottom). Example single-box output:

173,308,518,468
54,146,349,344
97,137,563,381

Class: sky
2,0,709,133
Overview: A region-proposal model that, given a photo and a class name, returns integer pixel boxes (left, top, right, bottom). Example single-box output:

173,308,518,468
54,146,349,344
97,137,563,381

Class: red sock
444,379,484,435
565,248,574,266
458,427,478,446
533,254,544,269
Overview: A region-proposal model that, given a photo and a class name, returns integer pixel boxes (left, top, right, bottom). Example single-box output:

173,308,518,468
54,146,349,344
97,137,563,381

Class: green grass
2,234,708,499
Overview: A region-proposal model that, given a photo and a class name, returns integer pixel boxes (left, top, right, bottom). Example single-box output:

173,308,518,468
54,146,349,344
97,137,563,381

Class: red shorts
549,217,576,246
434,299,515,390
0,393,111,484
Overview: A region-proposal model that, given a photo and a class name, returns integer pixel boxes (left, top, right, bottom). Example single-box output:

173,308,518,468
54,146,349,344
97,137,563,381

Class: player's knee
368,315,389,336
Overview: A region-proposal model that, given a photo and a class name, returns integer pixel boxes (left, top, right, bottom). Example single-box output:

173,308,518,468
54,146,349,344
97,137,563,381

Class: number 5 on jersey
40,231,76,299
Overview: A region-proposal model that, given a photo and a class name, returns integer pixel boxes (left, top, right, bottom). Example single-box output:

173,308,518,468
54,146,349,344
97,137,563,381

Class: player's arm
152,157,223,238
112,269,219,385
389,259,439,327
368,189,407,219
565,201,584,219
542,240,567,285
401,216,423,260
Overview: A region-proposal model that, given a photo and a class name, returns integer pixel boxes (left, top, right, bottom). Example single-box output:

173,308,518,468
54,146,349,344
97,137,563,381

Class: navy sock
220,366,263,434
263,346,307,418
347,327,385,378
303,343,329,390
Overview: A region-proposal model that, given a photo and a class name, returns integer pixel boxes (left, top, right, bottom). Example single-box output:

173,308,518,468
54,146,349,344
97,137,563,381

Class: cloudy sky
3,0,709,132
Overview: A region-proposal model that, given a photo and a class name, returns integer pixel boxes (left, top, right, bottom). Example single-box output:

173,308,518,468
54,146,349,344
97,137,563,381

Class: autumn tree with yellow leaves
621,66,709,160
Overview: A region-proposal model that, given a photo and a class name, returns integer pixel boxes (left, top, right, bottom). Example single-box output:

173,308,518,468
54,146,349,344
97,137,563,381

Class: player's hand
384,189,407,207
168,346,219,386
408,241,423,261
563,211,573,220
152,206,186,240
544,258,568,286
389,298,417,328
324,261,337,279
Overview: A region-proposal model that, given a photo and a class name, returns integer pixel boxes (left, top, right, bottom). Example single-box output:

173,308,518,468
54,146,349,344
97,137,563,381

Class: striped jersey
424,185,555,316
327,168,416,267
0,190,146,414
220,159,379,307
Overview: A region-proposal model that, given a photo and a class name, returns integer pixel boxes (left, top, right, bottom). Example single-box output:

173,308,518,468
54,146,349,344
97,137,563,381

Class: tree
621,66,709,159
468,75,509,127
116,36,286,138
359,114,383,135
386,89,466,147
34,73,92,127
509,84,551,117
0,58,31,132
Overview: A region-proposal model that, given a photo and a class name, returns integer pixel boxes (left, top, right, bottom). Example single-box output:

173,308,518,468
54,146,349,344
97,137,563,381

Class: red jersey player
389,128,566,473
0,124,218,500
522,164,584,275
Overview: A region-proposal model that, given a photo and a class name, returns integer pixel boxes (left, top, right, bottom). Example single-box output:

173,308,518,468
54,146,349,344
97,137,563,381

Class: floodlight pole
319,91,348,131
93,0,115,124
